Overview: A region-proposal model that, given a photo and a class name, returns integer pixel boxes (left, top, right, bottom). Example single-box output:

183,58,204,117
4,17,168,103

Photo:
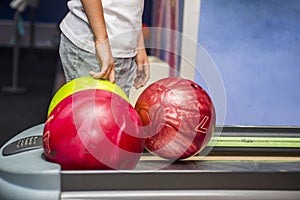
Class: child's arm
81,0,115,83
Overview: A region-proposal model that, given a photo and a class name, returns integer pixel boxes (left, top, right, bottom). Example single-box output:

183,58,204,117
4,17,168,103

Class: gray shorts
59,34,136,96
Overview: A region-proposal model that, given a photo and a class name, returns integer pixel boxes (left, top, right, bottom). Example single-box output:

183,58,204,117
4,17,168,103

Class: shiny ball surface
135,77,216,160
43,89,144,170
47,76,129,116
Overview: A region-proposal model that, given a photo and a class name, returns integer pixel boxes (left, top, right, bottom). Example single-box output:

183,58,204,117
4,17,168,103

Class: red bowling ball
135,77,216,160
43,89,144,170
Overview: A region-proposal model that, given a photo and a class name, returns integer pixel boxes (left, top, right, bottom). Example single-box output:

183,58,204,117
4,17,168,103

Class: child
59,0,150,96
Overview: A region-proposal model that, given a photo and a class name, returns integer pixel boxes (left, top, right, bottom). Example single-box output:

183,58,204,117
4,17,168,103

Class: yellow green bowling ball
47,76,129,116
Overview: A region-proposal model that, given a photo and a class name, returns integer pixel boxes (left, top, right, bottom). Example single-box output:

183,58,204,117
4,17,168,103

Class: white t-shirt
60,0,144,58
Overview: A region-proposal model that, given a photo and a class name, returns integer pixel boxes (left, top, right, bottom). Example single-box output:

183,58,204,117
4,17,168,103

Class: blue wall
197,0,300,126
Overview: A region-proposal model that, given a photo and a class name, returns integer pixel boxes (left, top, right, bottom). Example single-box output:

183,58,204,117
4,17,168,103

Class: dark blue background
0,0,68,22
0,0,152,24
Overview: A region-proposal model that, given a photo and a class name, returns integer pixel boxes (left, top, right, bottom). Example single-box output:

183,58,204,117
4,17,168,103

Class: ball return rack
1,124,300,200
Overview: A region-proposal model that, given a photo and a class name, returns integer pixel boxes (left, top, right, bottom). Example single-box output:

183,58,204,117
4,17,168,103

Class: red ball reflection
135,78,216,160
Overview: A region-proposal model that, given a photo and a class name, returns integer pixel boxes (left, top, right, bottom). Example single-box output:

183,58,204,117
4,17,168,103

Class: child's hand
90,39,115,83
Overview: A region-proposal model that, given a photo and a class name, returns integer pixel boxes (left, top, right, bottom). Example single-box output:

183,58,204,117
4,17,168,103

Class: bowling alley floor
0,46,58,147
